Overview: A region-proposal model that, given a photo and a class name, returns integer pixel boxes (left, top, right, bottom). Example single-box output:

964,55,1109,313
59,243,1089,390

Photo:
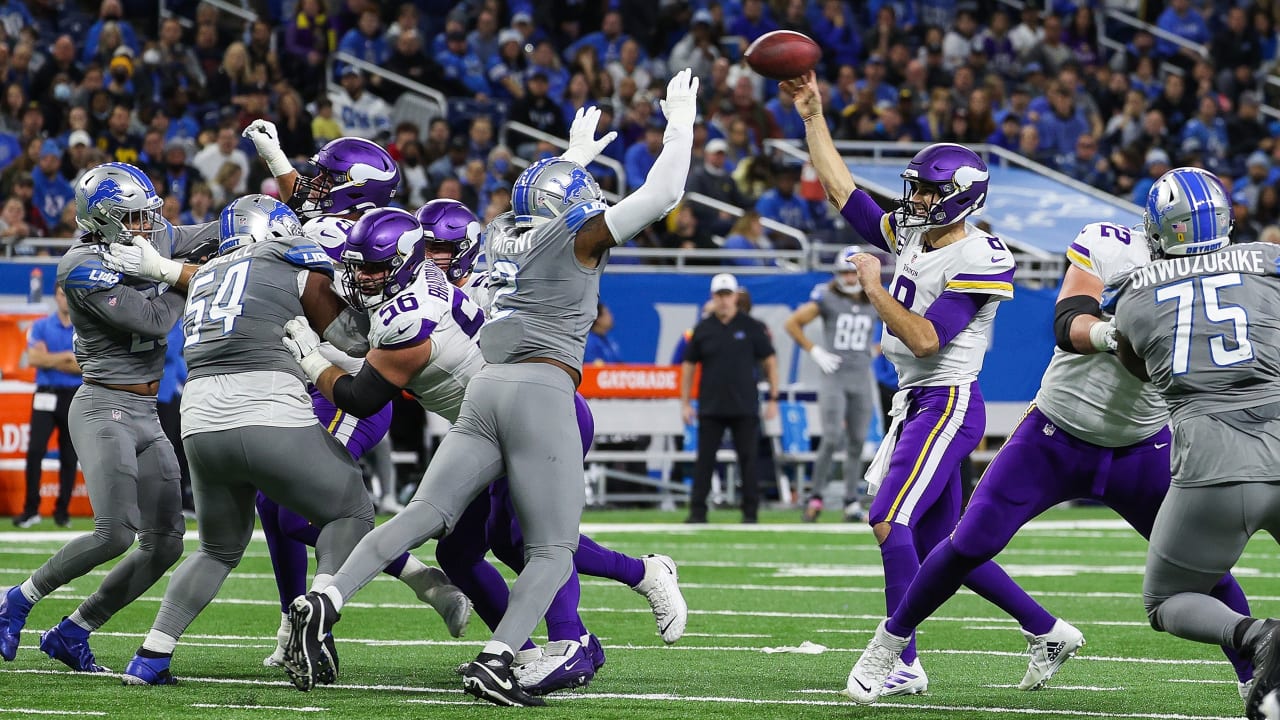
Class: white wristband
156,258,184,286
262,150,294,179
299,353,332,384
1088,319,1117,353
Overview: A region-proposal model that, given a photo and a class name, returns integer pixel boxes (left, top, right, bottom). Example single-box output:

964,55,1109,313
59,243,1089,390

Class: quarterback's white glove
809,345,843,374
282,316,331,383
102,236,183,285
1089,318,1119,353
560,105,618,168
659,68,699,140
243,119,293,177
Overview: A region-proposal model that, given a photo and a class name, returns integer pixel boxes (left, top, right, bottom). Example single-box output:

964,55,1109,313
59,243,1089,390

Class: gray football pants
1144,481,1280,646
31,384,184,630
811,379,874,500
329,363,583,651
151,423,374,640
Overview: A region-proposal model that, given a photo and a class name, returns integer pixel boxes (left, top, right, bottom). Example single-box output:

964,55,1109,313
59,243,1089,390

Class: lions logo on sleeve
1065,222,1151,288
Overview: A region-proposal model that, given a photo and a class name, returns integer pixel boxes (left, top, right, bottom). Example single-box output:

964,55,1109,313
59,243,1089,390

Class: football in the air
744,30,821,81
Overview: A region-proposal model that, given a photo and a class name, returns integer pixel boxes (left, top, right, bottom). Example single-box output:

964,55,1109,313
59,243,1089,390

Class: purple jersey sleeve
839,189,893,253
923,290,990,349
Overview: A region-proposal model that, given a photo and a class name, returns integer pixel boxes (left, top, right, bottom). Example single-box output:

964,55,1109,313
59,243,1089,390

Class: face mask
492,158,509,174
53,83,71,102
111,70,128,83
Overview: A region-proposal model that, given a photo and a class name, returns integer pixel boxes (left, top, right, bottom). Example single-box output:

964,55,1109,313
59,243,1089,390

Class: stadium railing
499,120,629,196
328,52,450,124
1102,7,1209,61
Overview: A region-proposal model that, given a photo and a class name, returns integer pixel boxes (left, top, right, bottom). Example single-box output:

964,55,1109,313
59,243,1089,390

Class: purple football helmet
896,143,989,229
415,199,482,283
342,208,424,310
291,137,400,220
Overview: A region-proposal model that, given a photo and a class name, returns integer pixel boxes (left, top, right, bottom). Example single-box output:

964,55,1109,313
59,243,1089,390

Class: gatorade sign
578,365,699,399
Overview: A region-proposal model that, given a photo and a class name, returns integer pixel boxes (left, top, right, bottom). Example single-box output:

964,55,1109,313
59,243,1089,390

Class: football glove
102,236,183,285
243,119,293,177
809,346,843,375
282,316,330,383
659,68,699,140
1089,318,1119,353
560,105,618,168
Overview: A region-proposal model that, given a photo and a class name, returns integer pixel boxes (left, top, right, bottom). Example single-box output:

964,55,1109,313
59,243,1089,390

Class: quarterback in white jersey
788,69,1060,706
870,216,1015,388
828,217,1255,704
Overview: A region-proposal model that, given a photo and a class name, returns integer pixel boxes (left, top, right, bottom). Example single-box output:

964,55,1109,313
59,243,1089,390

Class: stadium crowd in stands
3,0,1280,257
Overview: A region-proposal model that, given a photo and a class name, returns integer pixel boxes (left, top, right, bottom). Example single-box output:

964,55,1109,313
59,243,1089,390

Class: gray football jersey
810,281,876,378
479,202,609,368
54,219,221,385
183,237,334,385
1111,242,1280,424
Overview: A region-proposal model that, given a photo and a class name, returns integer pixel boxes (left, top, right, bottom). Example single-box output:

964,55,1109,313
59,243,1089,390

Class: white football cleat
881,657,928,697
1242,678,1257,702
1020,619,1085,690
632,554,688,644
263,612,290,667
843,619,910,705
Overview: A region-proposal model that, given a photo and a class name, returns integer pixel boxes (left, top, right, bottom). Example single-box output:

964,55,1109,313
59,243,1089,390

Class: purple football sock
964,554,1056,637
878,525,920,665
889,538,982,635
574,534,645,587
1211,573,1255,682
257,493,308,613
545,571,585,642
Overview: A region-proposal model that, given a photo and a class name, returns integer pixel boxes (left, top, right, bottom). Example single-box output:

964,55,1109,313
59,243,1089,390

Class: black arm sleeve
330,362,403,418
1053,294,1102,354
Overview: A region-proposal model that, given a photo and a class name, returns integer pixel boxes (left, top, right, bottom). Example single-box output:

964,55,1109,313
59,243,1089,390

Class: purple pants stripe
870,382,985,527
310,388,393,460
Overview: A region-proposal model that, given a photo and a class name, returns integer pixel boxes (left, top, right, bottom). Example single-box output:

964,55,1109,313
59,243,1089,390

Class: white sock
141,629,178,656
68,609,94,632
309,573,333,594
19,578,43,604
483,640,514,659
399,555,428,579
277,612,290,635
321,585,344,613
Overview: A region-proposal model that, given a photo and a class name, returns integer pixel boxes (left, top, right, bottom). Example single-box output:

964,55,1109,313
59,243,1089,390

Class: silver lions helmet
218,194,303,255
1144,167,1233,258
511,157,604,227
74,162,164,245
834,244,862,293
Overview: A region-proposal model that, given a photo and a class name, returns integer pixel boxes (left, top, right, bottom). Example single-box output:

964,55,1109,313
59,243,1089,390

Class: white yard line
0,668,1239,718
0,711,106,717
981,684,1125,691
191,704,327,712
0,519,1155,546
